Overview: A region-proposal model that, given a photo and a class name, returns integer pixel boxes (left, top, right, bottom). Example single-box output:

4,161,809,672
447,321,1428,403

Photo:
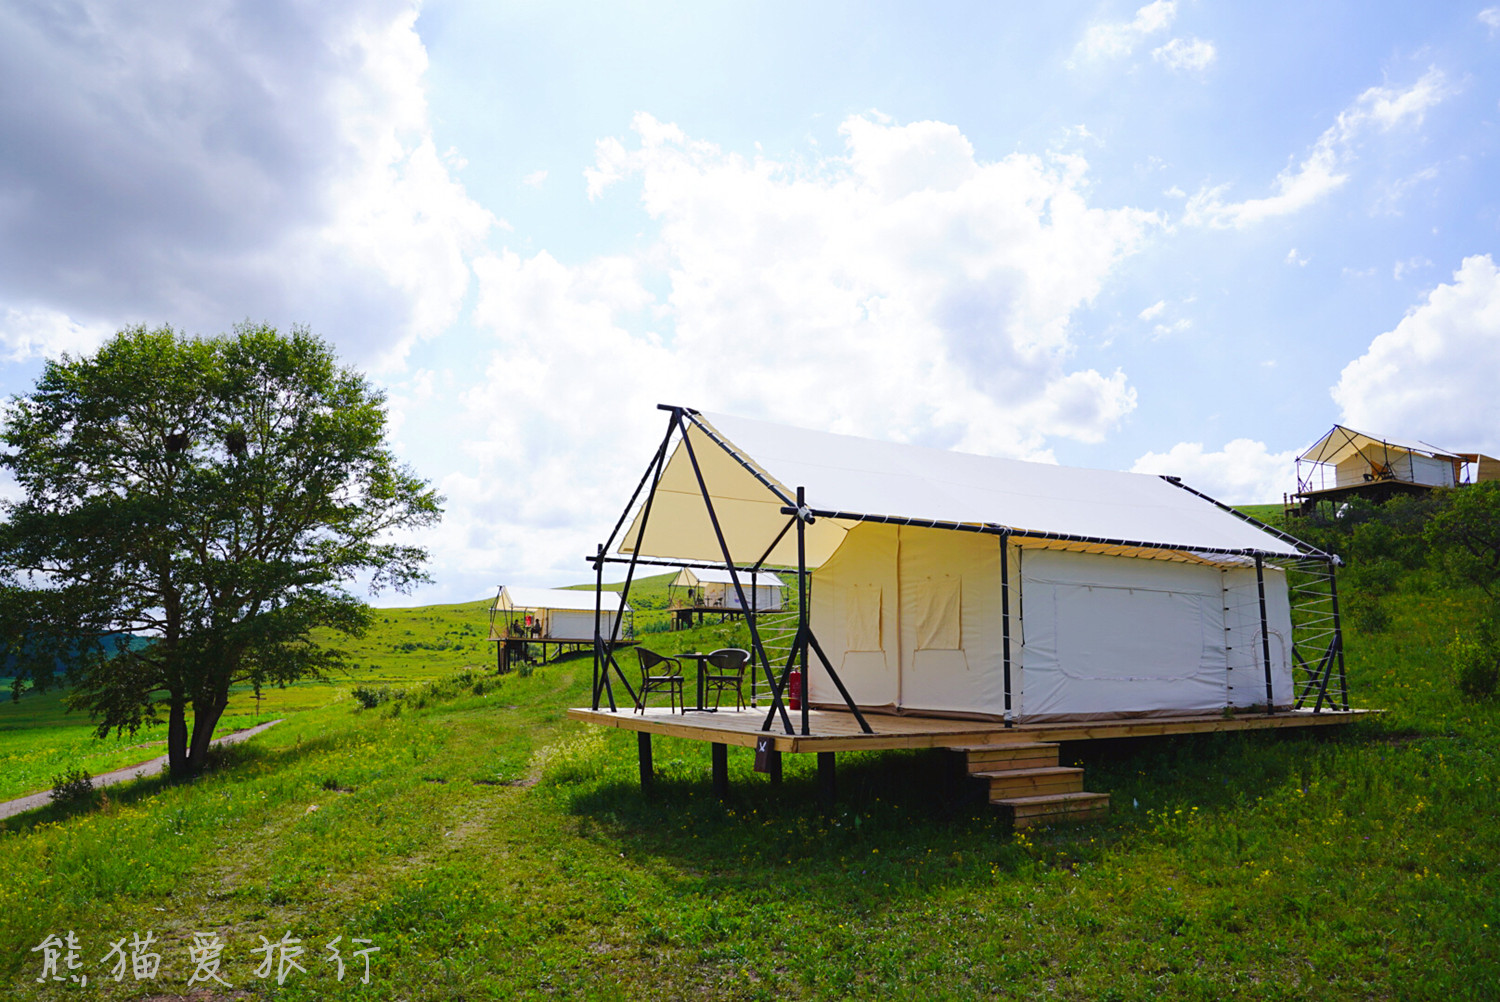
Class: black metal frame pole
752,517,797,570
767,495,873,735
677,413,792,733
759,625,802,734
1255,555,1275,713
797,486,810,736
1000,532,1014,726
1328,558,1349,710
592,544,607,710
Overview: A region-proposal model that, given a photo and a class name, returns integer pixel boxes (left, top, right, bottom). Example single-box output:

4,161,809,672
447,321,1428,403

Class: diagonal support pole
593,415,675,711
678,414,792,733
805,629,873,734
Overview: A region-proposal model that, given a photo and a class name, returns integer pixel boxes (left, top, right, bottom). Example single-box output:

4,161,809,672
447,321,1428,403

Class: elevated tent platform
1290,424,1498,513
580,406,1357,818
488,586,633,673
667,566,787,627
568,705,1368,754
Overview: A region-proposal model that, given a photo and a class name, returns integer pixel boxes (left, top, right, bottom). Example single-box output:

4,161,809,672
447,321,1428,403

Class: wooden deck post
768,749,782,784
711,742,729,799
637,732,653,792
818,751,836,807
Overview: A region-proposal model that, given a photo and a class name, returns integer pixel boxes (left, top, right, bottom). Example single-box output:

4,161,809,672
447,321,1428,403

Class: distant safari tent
571,408,1359,819
668,566,785,627
488,586,631,673
1288,424,1500,514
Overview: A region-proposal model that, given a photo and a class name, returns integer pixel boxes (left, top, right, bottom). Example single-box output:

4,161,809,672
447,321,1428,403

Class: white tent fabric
622,411,1305,568
495,587,628,613
615,409,1310,722
1298,424,1460,492
494,587,627,642
669,567,785,611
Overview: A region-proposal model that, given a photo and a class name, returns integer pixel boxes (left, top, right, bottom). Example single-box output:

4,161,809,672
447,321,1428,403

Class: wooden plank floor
566,705,1371,754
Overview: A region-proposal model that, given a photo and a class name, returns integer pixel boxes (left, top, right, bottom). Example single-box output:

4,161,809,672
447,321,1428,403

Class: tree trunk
166,695,190,779
184,691,229,776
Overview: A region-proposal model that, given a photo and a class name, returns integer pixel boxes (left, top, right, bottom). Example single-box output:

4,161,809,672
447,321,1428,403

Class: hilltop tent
491,587,629,642
1293,424,1500,508
669,566,785,611
599,408,1341,725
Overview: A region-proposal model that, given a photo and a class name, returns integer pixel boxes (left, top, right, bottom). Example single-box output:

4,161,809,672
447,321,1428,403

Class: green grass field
1,530,1498,999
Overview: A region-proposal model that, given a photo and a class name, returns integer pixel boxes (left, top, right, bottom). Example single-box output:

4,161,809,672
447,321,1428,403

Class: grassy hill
2,529,1498,999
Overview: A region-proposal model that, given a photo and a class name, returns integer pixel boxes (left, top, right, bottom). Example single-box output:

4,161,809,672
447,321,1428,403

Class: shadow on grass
553,717,1405,894
0,728,355,834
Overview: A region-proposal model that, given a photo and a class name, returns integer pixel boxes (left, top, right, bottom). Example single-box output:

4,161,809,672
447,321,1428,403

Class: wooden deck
565,704,1369,754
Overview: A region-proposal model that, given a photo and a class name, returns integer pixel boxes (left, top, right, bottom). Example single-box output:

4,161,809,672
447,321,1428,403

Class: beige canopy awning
1298,424,1460,466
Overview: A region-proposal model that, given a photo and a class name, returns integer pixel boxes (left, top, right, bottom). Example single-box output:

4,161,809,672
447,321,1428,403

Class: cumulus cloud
0,0,491,366
1152,37,1216,72
1333,254,1500,452
1481,7,1500,32
1184,68,1452,229
1073,1,1177,63
1132,439,1299,503
439,113,1158,589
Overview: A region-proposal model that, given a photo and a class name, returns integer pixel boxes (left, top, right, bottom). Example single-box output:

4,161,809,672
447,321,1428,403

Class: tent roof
673,567,785,588
495,587,628,613
620,410,1312,568
1299,424,1461,465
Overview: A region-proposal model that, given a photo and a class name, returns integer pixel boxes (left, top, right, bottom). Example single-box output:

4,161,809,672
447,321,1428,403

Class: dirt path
0,719,284,821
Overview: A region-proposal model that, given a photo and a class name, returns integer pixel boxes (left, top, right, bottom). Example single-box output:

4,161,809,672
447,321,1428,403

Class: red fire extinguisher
788,668,803,710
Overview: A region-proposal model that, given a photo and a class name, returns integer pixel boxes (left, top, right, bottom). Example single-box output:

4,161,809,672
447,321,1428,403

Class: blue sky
2,1,1498,605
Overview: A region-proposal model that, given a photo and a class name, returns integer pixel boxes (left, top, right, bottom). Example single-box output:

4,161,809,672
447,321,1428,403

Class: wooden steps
950,740,1110,827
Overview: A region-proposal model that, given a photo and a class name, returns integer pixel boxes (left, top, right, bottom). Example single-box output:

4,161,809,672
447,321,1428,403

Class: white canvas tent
492,586,629,642
1297,425,1461,495
594,408,1343,726
670,567,785,611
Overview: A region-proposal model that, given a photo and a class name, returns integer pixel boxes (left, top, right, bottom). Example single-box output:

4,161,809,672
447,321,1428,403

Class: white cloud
1184,68,1452,229
1333,254,1500,452
1286,248,1308,266
438,113,1158,590
522,169,549,187
1132,439,1299,503
1151,317,1192,339
1393,256,1432,280
0,307,116,363
0,1,491,367
1482,7,1500,32
1139,300,1167,320
1073,1,1176,63
1152,37,1216,72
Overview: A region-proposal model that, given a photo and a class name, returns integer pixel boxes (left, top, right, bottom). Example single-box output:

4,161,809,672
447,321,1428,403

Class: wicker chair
634,647,685,713
702,648,751,710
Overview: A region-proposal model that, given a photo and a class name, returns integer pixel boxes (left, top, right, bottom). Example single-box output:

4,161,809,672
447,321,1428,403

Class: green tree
0,323,441,777
1426,481,1500,596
